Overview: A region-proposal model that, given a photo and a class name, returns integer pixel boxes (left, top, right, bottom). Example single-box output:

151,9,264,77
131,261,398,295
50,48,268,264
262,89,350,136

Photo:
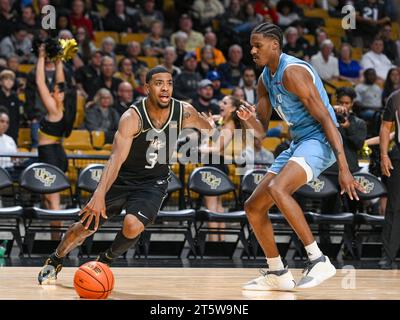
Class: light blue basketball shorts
268,138,336,182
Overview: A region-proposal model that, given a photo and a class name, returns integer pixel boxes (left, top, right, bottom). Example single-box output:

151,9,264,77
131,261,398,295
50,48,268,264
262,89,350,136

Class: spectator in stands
379,23,400,65
240,67,257,105
218,44,247,88
170,14,204,52
360,37,396,84
114,57,138,89
20,5,39,37
138,0,164,33
307,29,328,57
232,86,245,101
207,70,224,101
310,39,339,81
125,41,148,75
354,68,383,120
199,95,243,241
173,52,202,101
75,26,96,65
0,0,18,40
0,107,17,171
0,69,21,144
354,0,391,48
241,136,275,174
0,24,34,63
192,79,220,115
132,67,148,102
103,0,140,33
172,31,188,68
221,0,246,38
338,43,363,84
382,68,400,105
7,54,27,92
75,50,102,98
142,20,169,58
113,81,134,117
196,45,216,79
191,0,225,29
160,46,181,79
232,2,263,35
99,36,116,62
84,88,120,144
69,0,94,40
56,10,71,31
88,56,122,101
195,31,226,66
283,26,307,60
254,0,279,24
277,0,300,28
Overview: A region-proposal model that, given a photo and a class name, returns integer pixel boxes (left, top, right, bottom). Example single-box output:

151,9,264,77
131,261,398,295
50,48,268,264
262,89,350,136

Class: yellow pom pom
59,39,78,61
361,142,372,157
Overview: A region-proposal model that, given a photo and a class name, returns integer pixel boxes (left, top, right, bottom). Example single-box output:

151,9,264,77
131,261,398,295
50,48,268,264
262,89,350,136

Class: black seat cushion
0,206,24,219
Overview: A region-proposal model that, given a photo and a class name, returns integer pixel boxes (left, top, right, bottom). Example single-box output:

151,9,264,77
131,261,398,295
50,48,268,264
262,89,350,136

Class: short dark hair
0,106,9,116
336,87,356,101
251,23,283,49
145,66,171,83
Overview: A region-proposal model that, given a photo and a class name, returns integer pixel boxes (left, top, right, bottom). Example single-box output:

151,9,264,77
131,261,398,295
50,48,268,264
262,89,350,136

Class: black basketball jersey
117,97,183,182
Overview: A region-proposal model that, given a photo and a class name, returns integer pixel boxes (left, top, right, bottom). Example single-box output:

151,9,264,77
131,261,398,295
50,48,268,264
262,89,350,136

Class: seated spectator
283,26,307,60
207,70,225,101
354,68,383,120
196,45,216,79
133,67,148,103
114,57,138,89
311,39,339,81
75,26,96,65
379,23,400,65
7,55,27,92
84,88,120,144
170,14,204,52
307,29,329,57
191,0,225,29
69,0,94,40
160,46,181,80
338,43,363,84
20,5,40,37
254,0,279,24
192,79,220,115
103,0,140,33
138,0,164,33
218,45,247,88
172,31,188,68
232,2,263,35
277,0,300,28
232,86,245,101
0,0,19,40
56,10,71,31
361,37,396,84
0,70,22,144
382,68,400,105
113,81,134,117
240,136,275,174
240,67,257,105
87,56,122,101
0,107,17,171
291,20,312,61
0,24,34,63
75,50,102,98
99,37,117,62
173,52,202,101
142,20,169,58
125,41,148,75
221,0,246,37
195,31,226,66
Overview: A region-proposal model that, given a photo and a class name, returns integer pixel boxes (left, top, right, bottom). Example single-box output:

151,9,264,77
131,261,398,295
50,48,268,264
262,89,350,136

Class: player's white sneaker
297,255,336,288
242,268,296,291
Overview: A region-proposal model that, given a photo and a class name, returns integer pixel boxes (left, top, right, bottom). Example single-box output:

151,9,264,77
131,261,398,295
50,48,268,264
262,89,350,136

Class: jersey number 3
145,152,158,169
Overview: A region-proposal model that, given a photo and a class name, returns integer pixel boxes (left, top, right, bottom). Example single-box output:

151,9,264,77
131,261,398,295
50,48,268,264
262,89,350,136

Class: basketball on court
73,261,114,299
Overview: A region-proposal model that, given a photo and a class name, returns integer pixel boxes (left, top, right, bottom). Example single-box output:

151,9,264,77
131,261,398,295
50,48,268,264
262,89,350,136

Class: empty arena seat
0,167,24,257
63,130,93,151
19,163,80,256
119,32,148,44
187,167,248,258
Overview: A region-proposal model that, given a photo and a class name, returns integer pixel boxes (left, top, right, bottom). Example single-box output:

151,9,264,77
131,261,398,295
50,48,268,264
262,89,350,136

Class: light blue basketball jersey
261,53,338,142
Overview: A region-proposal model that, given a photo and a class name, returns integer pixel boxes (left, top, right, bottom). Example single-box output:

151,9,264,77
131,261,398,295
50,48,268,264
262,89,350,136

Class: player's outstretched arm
283,65,363,200
79,109,140,230
237,75,272,140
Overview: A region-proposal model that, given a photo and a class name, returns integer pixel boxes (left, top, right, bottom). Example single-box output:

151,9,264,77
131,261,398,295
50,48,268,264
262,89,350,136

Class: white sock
266,255,285,271
305,241,323,261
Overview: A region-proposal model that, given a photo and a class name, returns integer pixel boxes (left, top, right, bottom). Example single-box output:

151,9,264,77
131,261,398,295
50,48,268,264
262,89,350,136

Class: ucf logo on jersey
33,168,56,187
90,169,103,183
307,178,325,192
149,137,166,150
355,176,374,194
253,173,265,185
201,172,221,190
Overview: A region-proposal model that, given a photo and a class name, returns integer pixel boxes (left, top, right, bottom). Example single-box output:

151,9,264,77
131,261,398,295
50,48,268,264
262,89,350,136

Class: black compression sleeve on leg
107,230,140,259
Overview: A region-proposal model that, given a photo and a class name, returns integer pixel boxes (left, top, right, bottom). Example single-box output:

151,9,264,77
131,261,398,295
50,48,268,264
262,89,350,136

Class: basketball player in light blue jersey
237,23,364,290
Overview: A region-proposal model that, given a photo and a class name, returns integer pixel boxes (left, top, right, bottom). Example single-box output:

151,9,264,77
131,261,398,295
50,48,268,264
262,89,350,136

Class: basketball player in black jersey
38,66,212,284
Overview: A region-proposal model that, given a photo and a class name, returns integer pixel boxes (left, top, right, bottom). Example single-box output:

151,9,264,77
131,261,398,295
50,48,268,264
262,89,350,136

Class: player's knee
123,214,144,238
265,181,285,199
244,198,261,218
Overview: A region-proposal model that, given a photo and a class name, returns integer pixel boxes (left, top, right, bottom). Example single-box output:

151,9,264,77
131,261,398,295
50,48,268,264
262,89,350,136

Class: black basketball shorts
86,177,169,231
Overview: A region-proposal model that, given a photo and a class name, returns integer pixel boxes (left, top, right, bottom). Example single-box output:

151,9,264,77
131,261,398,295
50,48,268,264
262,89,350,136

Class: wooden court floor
0,267,399,300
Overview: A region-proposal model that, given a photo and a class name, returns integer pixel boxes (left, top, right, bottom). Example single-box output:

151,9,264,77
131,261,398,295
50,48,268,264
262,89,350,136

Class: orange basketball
73,261,114,299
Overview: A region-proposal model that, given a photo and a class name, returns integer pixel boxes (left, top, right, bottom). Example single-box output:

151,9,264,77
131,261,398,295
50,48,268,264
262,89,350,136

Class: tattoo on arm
183,110,192,120
332,146,341,158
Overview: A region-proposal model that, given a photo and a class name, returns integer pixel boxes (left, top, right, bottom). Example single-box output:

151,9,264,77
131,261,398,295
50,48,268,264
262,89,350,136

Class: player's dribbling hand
79,193,108,231
338,169,365,201
237,100,256,121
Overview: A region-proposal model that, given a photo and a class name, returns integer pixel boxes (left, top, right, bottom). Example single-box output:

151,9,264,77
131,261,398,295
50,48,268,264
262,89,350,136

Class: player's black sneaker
96,251,114,266
38,253,63,285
